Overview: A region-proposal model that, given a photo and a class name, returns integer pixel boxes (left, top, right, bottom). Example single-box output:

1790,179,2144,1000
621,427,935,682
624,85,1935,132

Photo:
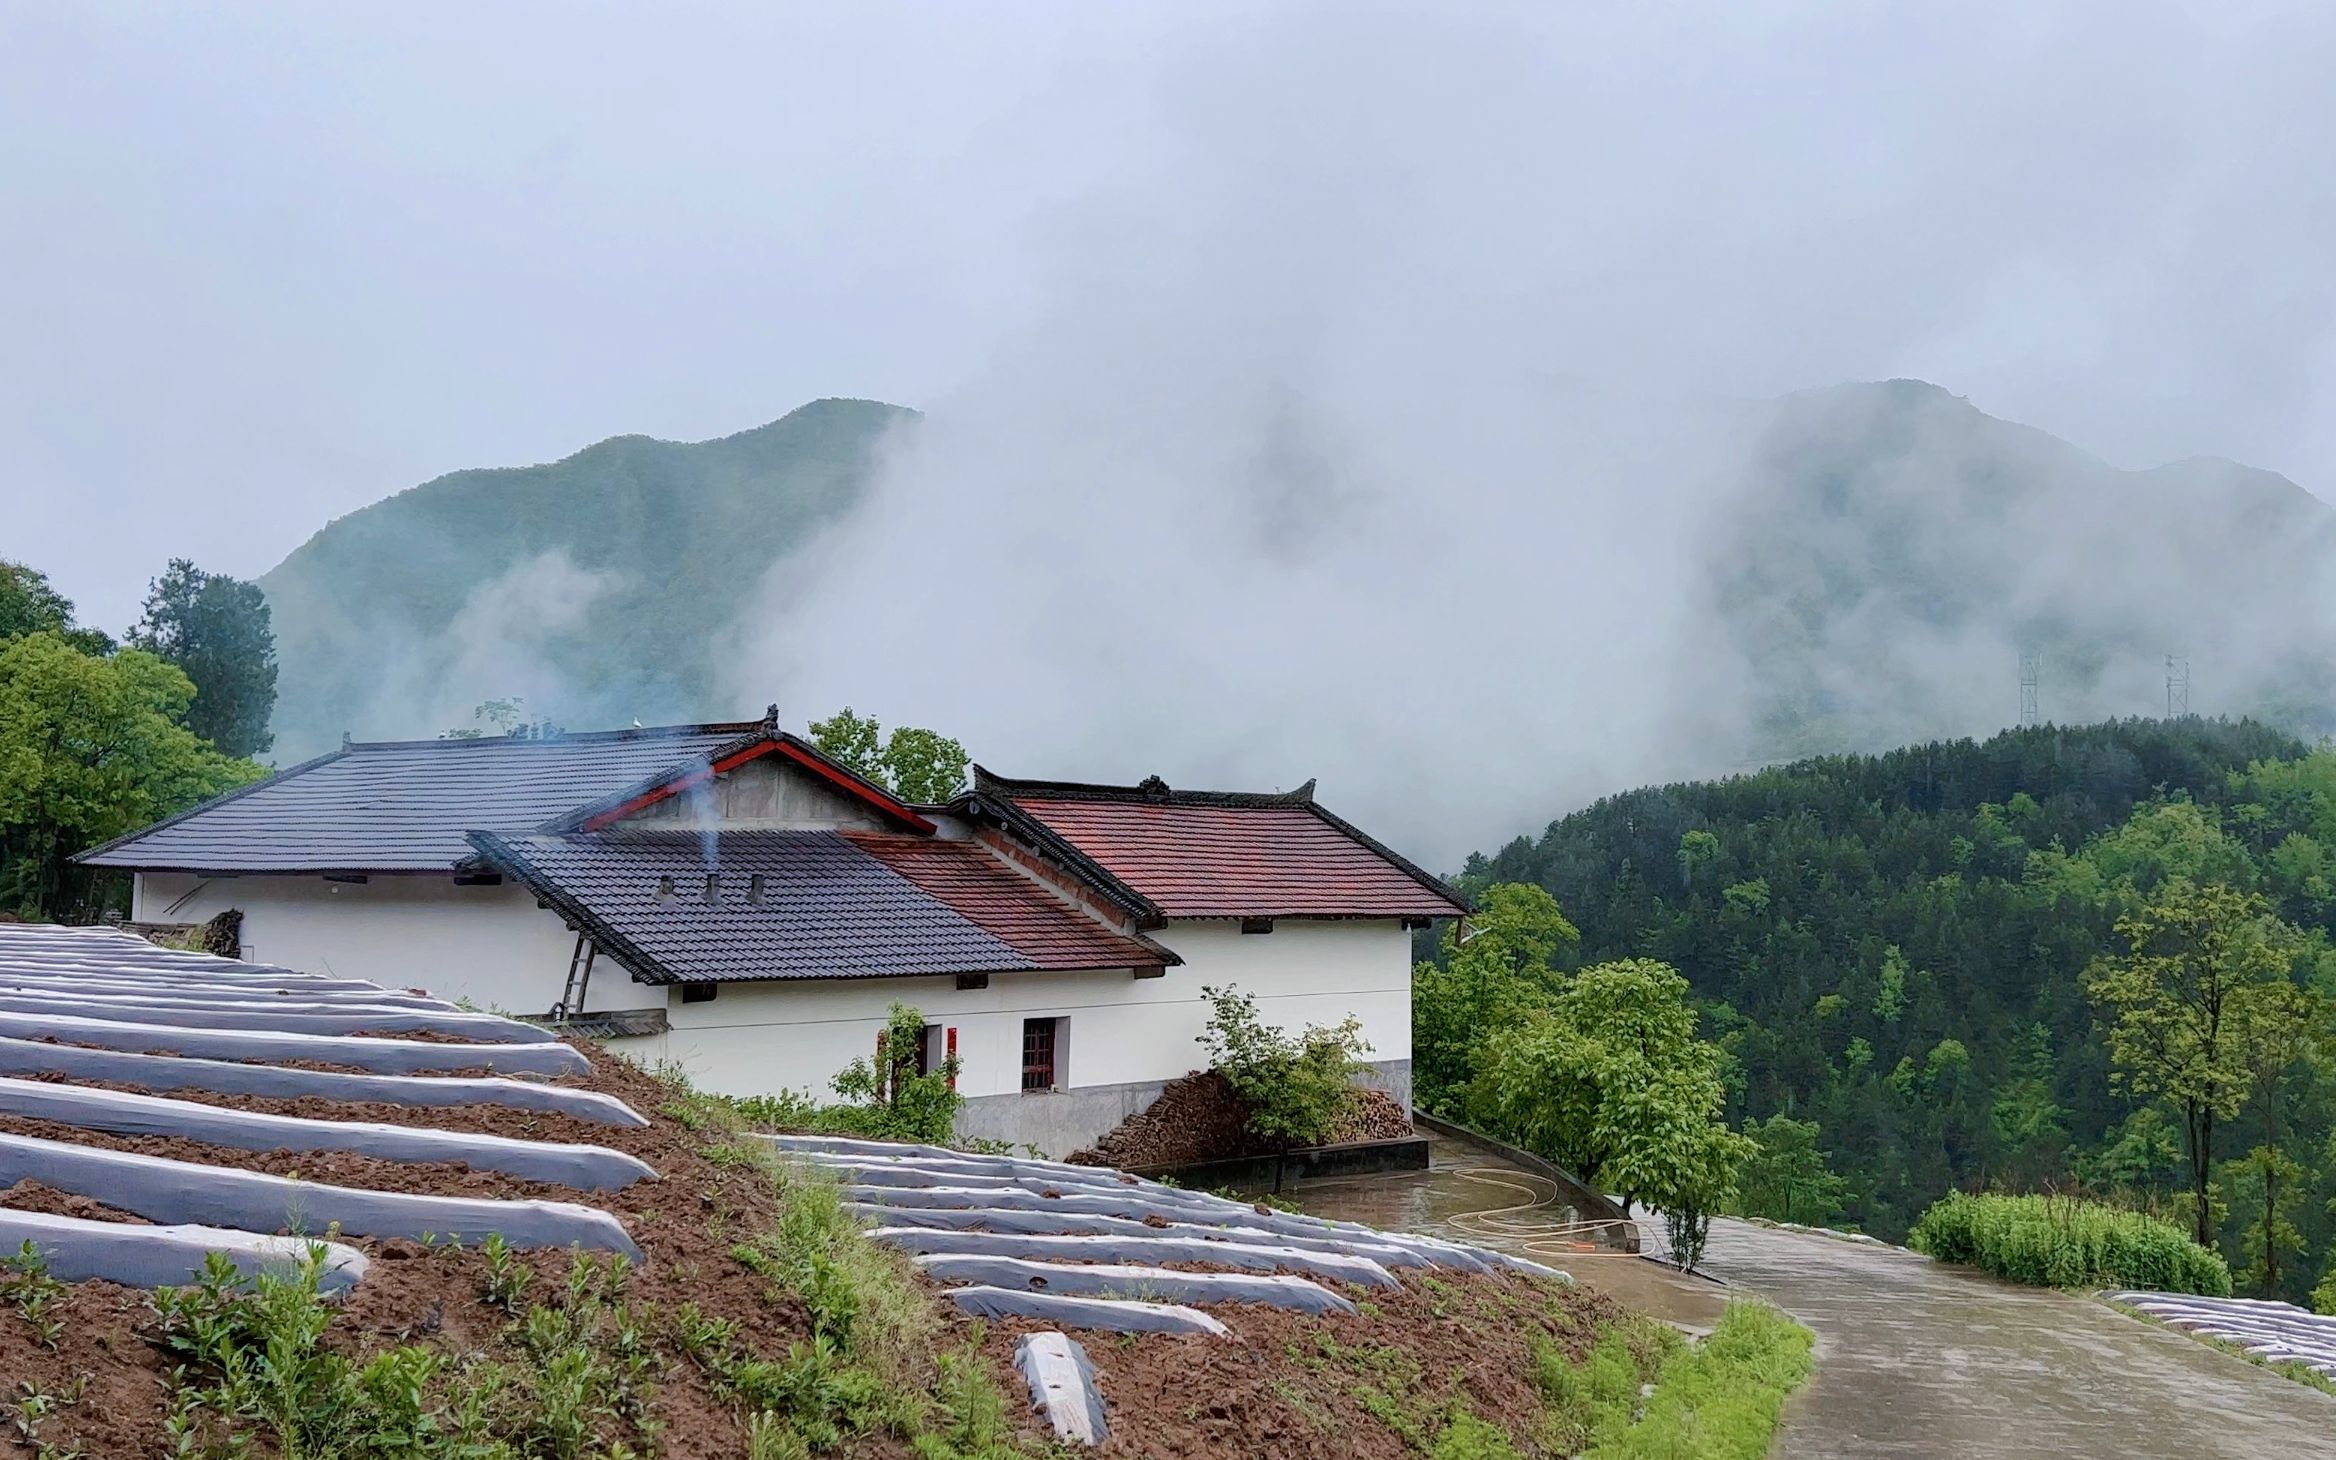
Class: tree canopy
808,707,968,804
0,633,259,918
0,560,112,655
1442,716,2336,1303
128,558,279,759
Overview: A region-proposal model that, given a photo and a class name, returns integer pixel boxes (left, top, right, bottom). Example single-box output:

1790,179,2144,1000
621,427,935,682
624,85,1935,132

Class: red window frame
1020,1017,1059,1092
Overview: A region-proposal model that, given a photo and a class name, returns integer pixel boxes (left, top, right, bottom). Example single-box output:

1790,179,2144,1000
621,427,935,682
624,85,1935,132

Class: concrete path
1292,1132,2336,1458
1700,1218,2336,1458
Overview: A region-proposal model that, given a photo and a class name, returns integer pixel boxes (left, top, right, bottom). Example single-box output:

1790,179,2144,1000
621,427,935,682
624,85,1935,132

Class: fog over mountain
12,5,2336,864
257,375,2336,869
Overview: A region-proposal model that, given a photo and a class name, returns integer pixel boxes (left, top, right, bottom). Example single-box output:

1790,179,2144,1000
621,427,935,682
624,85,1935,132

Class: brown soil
1068,1070,1414,1169
0,1179,151,1222
0,1045,822,1458
0,1042,1593,1460
969,1269,1623,1458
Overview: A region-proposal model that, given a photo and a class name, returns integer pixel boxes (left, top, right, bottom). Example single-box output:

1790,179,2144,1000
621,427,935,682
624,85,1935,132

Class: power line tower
2166,654,2190,718
2019,650,2042,727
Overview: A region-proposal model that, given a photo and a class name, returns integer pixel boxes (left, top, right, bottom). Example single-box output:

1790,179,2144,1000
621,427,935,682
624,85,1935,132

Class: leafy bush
732,1003,964,1145
1198,984,1370,1148
1909,1191,2231,1294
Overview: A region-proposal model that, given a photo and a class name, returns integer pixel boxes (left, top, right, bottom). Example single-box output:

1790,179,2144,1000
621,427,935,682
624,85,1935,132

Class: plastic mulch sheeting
0,1208,370,1294
944,1285,1230,1336
2106,1291,2336,1376
0,1077,656,1189
0,1130,642,1257
841,1184,1497,1272
1015,1331,1108,1445
0,974,455,1010
0,987,547,1043
867,1225,1399,1288
0,1037,647,1126
915,1253,1357,1313
0,1009,590,1077
845,1199,1442,1268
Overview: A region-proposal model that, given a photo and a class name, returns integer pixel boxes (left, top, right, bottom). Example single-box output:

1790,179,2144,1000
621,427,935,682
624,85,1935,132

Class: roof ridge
346,719,769,752
972,765,1319,808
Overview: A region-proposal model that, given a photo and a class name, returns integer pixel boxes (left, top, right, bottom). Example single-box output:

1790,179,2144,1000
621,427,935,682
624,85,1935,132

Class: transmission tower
2166,654,2190,718
2019,650,2042,727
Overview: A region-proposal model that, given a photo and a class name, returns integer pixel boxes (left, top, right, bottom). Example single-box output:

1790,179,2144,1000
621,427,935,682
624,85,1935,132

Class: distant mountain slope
258,381,2336,778
260,398,912,756
1703,380,2336,761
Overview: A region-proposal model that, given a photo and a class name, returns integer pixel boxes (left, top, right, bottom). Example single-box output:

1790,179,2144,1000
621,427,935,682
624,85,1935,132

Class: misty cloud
8,4,2336,864
359,550,624,743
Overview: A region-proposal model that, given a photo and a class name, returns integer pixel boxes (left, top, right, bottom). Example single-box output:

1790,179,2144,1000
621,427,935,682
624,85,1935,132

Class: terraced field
0,922,1611,1458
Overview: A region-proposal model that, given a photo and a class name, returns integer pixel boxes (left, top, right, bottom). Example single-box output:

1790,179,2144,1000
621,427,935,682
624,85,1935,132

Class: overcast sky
5,2,2335,634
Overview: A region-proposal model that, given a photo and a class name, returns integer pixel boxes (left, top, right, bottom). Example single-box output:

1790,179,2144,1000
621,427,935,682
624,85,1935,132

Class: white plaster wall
131,872,625,1016
618,918,1412,1101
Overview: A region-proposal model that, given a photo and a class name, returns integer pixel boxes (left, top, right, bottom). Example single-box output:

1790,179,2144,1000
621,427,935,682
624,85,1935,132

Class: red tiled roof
1006,797,1466,921
844,833,1171,970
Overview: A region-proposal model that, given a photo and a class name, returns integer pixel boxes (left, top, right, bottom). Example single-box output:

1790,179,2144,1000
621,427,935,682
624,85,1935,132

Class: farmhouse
78,711,1465,1154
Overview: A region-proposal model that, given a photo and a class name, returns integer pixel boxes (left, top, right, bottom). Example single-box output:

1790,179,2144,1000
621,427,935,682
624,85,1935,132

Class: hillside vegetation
1457,717,2336,1306
259,399,911,756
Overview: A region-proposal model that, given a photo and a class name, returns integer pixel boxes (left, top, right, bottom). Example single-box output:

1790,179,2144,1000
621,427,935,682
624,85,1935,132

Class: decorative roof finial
1137,774,1171,800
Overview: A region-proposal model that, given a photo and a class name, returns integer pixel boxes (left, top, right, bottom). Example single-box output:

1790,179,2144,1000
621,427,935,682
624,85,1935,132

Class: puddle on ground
1288,1128,1727,1330
1289,1129,2336,1458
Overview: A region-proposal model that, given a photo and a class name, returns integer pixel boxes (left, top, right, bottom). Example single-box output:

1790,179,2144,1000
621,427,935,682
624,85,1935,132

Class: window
680,984,717,1005
1021,1017,1061,1092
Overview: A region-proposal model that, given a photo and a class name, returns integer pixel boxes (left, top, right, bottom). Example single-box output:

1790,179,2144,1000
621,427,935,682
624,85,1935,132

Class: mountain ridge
256,381,2336,795
259,397,915,756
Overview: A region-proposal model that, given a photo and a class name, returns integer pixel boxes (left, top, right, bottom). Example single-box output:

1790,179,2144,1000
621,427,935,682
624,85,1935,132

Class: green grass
1909,1192,2231,1295
1533,1302,1812,1460
646,1061,1034,1459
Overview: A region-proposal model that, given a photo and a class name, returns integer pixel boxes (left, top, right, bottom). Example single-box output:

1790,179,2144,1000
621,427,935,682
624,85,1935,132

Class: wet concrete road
1293,1133,2336,1458
1699,1218,2336,1458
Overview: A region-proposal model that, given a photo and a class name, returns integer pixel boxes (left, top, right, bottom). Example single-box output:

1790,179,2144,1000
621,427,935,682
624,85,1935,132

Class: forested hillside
1702,380,2336,759
259,398,911,756
1455,718,2336,1302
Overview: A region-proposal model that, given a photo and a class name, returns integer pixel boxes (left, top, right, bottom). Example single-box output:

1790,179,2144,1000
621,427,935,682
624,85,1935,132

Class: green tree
0,562,111,654
880,725,970,804
1412,882,1577,1105
440,697,535,740
808,707,968,803
2087,883,2302,1246
127,559,278,758
2225,1144,2309,1296
1733,1114,1851,1226
1466,958,1749,1247
0,634,259,917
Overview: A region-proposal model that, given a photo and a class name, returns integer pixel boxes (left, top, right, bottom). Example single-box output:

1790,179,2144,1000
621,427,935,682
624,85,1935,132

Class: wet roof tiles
469,829,1167,984
1005,797,1467,921
78,725,761,873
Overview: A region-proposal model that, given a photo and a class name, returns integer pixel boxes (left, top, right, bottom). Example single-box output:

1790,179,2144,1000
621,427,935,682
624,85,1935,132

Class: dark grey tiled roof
80,725,762,873
470,829,1155,984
